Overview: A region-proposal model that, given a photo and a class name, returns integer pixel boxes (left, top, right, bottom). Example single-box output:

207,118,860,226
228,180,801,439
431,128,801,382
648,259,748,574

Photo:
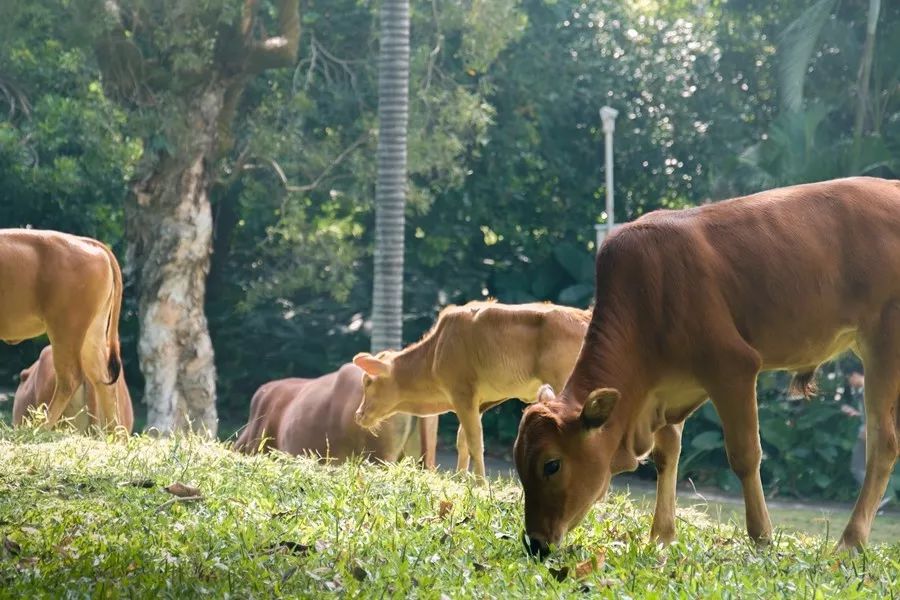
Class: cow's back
279,364,412,461
235,378,309,454
429,302,590,400
596,176,900,372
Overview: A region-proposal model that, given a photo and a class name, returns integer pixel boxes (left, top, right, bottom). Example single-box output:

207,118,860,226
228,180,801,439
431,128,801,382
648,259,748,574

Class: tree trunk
126,87,223,436
371,0,410,353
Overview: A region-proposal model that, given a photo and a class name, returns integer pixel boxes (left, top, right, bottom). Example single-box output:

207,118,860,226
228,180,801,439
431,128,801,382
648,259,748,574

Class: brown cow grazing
0,229,124,430
234,364,437,466
353,301,591,479
13,346,133,433
515,177,900,557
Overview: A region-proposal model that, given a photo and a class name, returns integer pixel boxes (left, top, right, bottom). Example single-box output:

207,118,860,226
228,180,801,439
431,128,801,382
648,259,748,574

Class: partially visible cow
0,229,124,430
514,177,900,556
234,364,437,466
353,301,590,479
13,345,133,433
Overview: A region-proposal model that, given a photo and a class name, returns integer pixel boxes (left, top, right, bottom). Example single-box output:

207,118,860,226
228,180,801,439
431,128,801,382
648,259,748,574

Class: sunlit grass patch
1,428,898,598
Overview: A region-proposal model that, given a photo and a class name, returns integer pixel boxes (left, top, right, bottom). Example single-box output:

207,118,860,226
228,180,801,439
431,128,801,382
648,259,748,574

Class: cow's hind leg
650,422,684,544
839,307,900,550
81,314,120,432
43,336,83,429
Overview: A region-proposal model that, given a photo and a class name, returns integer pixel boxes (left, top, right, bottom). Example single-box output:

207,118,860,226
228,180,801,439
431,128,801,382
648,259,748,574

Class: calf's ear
353,352,391,377
581,387,620,429
537,384,556,404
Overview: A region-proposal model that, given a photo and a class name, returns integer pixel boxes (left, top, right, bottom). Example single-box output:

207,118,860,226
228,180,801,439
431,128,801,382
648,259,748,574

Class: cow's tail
99,242,123,385
789,368,818,399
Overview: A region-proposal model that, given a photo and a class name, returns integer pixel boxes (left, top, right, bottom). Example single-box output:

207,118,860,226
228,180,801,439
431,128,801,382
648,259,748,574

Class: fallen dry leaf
438,500,453,519
575,550,606,579
164,482,201,498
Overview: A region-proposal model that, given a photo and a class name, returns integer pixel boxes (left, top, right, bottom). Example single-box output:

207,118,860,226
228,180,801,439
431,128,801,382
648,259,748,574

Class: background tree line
1,0,898,500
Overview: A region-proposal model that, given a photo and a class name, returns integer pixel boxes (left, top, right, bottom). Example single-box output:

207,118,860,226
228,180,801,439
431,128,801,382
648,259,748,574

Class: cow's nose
522,532,550,559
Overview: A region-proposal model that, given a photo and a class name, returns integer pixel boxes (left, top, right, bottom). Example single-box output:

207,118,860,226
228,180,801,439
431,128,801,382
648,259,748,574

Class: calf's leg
650,422,684,543
454,400,486,480
455,425,470,472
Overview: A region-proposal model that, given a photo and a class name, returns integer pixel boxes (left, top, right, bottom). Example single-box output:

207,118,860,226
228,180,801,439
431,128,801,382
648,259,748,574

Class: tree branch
242,133,370,195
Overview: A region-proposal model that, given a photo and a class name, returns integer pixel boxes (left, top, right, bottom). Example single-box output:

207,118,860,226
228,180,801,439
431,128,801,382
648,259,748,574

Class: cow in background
14,345,133,433
234,363,437,466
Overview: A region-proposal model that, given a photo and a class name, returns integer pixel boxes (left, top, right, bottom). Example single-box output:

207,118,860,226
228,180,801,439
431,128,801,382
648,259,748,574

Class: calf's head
352,352,402,429
514,384,623,557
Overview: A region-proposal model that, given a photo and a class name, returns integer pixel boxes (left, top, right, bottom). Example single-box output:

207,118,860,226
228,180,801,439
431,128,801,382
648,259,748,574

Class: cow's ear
581,388,620,429
537,384,556,404
353,352,391,377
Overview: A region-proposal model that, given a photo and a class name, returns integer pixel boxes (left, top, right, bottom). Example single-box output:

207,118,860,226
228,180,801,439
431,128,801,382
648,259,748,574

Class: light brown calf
14,346,133,433
234,364,437,465
514,177,900,556
0,229,124,430
353,301,590,479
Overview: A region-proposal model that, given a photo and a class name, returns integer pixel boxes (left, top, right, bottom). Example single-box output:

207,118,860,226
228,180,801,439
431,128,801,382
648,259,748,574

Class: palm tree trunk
372,0,435,463
853,0,881,171
372,0,409,353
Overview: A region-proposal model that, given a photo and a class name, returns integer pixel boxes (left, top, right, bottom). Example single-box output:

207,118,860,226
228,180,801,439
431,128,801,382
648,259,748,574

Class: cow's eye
543,459,561,477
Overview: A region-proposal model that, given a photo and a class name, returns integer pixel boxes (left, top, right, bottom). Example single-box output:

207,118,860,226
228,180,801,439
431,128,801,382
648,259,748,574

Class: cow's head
514,384,624,558
352,352,402,429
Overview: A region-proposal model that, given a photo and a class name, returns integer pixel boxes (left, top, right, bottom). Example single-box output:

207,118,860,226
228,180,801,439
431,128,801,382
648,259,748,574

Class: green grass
1,428,899,598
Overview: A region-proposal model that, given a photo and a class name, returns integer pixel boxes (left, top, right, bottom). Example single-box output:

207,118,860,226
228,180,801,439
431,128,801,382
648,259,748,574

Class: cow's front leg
454,401,485,481
650,422,684,544
705,358,772,545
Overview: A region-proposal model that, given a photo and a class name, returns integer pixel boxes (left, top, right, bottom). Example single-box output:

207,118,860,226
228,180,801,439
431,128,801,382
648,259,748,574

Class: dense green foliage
1,1,898,500
1,430,898,597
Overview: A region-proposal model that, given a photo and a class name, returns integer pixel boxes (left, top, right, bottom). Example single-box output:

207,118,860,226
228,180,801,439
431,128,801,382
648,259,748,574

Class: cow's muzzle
522,532,550,560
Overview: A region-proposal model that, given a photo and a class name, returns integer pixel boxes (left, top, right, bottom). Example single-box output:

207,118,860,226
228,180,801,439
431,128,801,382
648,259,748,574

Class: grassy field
1,427,899,598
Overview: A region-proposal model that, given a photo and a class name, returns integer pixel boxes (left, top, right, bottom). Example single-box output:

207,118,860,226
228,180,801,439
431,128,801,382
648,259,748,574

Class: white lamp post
595,105,619,251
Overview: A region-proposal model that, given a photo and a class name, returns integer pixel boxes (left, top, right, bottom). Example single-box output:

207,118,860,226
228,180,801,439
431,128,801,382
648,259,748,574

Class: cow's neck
561,310,654,473
391,341,450,414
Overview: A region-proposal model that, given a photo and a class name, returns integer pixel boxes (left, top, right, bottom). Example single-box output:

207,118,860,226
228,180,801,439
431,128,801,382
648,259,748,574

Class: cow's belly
754,325,858,371
0,314,45,343
477,377,543,406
